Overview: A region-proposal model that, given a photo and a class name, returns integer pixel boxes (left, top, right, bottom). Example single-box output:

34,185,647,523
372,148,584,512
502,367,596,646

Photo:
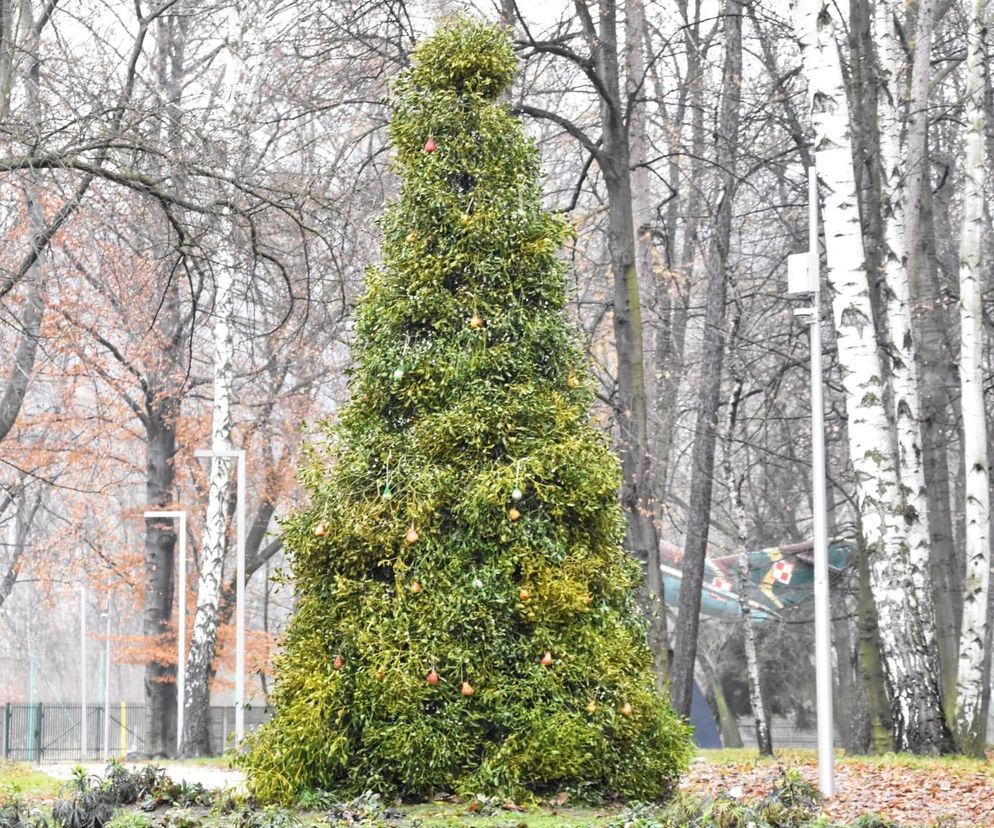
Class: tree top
408,18,516,101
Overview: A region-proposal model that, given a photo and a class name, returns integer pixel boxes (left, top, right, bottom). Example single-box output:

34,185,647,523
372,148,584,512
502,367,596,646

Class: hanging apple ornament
313,523,328,537
405,525,420,545
620,702,633,717
566,375,579,389
460,681,475,697
469,312,484,329
586,699,597,713
518,588,530,601
427,669,439,686
333,655,344,670
508,507,521,521
424,137,437,153
540,651,554,667
409,580,422,594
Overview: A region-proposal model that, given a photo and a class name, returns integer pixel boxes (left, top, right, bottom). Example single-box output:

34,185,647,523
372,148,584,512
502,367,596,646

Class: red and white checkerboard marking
712,574,734,593
771,559,795,584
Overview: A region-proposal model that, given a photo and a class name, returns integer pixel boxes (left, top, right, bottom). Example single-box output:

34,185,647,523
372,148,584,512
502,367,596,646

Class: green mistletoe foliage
241,18,692,804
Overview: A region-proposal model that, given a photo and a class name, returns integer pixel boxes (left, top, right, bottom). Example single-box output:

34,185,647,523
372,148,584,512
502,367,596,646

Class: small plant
326,792,402,826
103,763,138,807
606,801,665,828
103,814,149,828
51,792,115,828
757,768,821,827
235,808,302,828
0,796,48,828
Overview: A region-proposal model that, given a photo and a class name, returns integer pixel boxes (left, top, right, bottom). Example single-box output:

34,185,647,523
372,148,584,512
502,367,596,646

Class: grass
0,760,63,801
399,801,615,826
699,746,993,773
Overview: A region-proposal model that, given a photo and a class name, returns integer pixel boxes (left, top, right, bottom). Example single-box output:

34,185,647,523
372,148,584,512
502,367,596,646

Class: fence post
34,702,43,764
2,703,8,759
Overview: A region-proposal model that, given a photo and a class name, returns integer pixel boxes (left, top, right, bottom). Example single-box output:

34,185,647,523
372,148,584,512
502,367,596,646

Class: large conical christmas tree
242,19,692,803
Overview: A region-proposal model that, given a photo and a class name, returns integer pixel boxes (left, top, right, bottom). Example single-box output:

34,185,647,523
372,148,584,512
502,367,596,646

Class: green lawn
0,760,63,800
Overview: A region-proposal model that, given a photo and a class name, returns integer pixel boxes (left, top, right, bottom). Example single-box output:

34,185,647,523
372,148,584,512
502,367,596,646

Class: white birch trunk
722,376,771,755
791,0,950,752
872,0,936,646
952,0,991,754
182,2,263,755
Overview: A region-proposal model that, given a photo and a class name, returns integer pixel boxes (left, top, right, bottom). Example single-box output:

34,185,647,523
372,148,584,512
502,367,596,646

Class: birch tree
952,0,990,755
871,0,935,641
790,0,951,752
182,0,267,757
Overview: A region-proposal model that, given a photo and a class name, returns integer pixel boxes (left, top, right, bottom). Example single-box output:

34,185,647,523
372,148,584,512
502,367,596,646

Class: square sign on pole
787,252,818,297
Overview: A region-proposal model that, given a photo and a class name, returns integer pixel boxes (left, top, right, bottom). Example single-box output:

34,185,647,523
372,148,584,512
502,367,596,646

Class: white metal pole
809,166,835,798
177,512,187,754
80,586,87,761
235,452,246,745
103,608,111,761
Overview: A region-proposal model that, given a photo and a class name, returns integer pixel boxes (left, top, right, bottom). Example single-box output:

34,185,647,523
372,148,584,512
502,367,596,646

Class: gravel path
40,762,245,792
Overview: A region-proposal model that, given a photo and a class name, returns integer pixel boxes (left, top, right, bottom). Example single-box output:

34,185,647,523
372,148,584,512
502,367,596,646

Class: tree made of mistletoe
242,19,692,803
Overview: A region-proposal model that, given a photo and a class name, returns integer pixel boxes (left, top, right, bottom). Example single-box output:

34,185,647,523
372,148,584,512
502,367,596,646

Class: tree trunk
624,0,668,688
697,649,743,748
144,417,178,756
872,0,936,643
857,536,893,753
182,232,236,757
593,0,664,687
671,0,741,718
181,3,258,754
722,369,772,756
791,0,951,752
952,0,991,754
832,604,870,752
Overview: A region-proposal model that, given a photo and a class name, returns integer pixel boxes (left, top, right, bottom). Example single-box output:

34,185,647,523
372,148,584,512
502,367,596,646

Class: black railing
0,703,272,762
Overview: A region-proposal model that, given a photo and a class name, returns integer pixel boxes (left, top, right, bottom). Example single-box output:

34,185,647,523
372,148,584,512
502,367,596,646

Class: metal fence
1,703,273,762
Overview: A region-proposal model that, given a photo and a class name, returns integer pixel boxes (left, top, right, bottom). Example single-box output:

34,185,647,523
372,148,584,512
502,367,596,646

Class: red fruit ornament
460,681,475,697
427,669,439,685
541,651,554,667
333,655,344,670
424,138,437,154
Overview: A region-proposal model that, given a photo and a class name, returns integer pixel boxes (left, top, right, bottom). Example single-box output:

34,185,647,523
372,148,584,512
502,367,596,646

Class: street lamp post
194,448,246,746
103,605,112,761
787,167,834,798
80,586,87,761
144,510,188,754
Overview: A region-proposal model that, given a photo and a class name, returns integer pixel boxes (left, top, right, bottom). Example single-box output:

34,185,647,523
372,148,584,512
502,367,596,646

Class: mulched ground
682,752,994,826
